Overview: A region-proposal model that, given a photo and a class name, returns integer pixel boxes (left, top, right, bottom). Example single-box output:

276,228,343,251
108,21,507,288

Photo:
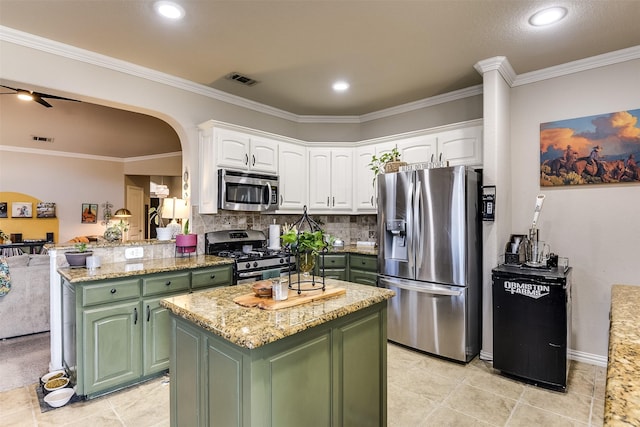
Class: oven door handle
237,270,267,279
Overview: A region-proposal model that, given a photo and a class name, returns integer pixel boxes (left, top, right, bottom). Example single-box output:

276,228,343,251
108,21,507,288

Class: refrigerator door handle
414,177,423,264
379,277,462,297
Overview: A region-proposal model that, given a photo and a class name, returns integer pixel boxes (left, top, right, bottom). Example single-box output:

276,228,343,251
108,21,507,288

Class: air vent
225,72,259,87
32,135,54,143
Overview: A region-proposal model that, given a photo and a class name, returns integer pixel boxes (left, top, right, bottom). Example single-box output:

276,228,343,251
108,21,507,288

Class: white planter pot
156,228,173,241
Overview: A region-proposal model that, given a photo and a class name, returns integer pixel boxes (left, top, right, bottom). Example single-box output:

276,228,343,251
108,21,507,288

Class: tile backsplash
193,207,377,247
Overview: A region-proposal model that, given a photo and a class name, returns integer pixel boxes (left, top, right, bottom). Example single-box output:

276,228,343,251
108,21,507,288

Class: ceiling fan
0,84,79,108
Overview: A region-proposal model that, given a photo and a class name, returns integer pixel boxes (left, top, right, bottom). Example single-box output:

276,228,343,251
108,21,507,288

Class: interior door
126,185,144,240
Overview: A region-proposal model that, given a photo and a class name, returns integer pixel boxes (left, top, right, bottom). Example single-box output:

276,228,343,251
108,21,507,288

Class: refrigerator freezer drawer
380,276,473,362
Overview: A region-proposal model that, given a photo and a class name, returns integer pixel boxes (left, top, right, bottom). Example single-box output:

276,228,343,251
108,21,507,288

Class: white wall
509,59,640,359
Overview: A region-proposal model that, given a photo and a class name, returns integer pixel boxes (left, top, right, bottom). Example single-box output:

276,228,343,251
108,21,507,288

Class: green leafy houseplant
281,227,327,256
368,147,402,184
182,219,190,235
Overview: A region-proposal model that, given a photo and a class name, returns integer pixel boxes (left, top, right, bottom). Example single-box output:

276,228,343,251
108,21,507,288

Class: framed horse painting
540,109,640,186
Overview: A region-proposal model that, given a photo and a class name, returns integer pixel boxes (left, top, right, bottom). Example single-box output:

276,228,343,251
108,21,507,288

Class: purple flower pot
175,234,197,254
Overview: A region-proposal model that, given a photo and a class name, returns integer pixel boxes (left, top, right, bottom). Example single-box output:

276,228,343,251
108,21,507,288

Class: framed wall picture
540,109,640,186
81,203,98,224
0,202,7,218
36,202,57,218
12,202,33,218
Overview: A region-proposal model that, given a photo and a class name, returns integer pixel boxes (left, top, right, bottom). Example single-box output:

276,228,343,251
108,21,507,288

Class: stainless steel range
205,229,295,284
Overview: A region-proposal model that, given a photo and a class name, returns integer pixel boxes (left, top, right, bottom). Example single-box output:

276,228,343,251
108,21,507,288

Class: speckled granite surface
58,255,233,283
160,279,394,349
605,284,640,426
326,245,377,256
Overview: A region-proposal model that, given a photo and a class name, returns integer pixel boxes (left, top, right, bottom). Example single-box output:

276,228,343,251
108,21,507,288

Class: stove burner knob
245,262,251,269
253,261,258,268
279,258,285,264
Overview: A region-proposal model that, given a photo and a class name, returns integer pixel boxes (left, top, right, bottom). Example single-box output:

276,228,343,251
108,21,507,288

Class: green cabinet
348,254,378,286
316,253,348,281
170,303,387,427
63,264,233,398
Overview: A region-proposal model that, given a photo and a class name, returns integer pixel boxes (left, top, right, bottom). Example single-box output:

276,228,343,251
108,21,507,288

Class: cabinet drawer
318,254,347,269
143,272,191,296
350,270,378,287
350,254,377,272
191,266,233,290
82,279,141,307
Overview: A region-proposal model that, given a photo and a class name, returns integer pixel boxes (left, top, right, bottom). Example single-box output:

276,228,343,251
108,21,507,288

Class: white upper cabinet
198,124,218,214
308,148,353,213
278,142,307,212
354,145,377,213
216,128,278,174
437,125,482,167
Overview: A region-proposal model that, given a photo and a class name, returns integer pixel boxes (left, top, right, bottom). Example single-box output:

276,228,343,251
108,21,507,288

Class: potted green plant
0,229,8,244
175,219,197,255
368,147,406,183
65,242,93,268
281,226,327,276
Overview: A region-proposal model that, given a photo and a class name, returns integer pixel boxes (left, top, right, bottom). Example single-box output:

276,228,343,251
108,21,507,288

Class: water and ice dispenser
383,219,408,261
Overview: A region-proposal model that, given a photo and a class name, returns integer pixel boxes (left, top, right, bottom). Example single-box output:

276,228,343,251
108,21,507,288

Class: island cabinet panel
316,253,348,281
143,296,173,375
169,302,388,427
334,312,385,426
83,300,142,395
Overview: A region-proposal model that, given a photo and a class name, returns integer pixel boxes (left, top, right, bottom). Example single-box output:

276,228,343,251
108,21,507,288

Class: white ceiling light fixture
154,1,185,20
529,6,567,26
332,81,350,92
16,90,34,101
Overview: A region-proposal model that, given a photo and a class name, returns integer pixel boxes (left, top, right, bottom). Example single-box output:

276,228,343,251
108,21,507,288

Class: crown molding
0,144,180,162
123,151,182,163
474,56,516,86
0,25,482,124
513,45,640,86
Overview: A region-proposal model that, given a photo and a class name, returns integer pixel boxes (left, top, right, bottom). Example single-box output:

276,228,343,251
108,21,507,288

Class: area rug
0,332,50,392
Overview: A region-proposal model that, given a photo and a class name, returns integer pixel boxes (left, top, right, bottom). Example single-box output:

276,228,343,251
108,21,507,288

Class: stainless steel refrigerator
378,166,481,362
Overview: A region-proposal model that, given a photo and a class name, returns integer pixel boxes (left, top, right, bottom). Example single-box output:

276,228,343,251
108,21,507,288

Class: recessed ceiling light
332,81,350,92
16,90,34,101
529,7,567,26
154,1,185,20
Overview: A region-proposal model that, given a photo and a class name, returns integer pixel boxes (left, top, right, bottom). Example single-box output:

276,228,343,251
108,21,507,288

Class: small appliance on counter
504,234,527,265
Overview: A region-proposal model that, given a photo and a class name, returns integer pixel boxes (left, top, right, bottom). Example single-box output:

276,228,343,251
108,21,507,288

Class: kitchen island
161,279,395,427
605,284,640,426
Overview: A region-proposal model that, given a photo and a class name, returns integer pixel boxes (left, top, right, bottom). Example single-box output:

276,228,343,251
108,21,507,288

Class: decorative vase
298,251,316,278
156,227,172,241
175,233,197,255
65,251,93,268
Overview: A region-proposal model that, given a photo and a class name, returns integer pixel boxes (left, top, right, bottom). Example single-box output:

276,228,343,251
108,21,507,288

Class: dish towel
0,256,11,296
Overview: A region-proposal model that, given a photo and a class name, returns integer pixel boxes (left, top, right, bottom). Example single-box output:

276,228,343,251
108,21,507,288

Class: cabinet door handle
147,305,151,322
165,281,171,286
327,197,330,207
110,288,117,294
210,274,216,279
245,153,249,165
134,307,138,325
371,196,374,206
252,155,256,166
332,197,335,207
280,195,283,205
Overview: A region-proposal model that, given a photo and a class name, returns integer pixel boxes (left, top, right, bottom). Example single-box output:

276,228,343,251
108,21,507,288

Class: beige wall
509,58,640,359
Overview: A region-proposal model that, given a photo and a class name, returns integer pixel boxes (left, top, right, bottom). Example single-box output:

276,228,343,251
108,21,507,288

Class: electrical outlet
125,247,144,259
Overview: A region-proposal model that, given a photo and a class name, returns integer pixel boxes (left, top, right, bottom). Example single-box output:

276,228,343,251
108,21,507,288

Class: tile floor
0,342,605,426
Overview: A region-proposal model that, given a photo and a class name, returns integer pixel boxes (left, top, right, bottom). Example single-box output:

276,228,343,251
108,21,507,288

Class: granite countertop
58,255,234,283
160,279,394,349
605,284,640,426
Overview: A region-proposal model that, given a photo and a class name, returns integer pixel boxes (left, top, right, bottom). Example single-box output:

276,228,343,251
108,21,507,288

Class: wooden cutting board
233,285,346,310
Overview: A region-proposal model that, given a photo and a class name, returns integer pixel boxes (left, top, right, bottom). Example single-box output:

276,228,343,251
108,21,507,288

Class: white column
473,57,514,360
48,248,63,370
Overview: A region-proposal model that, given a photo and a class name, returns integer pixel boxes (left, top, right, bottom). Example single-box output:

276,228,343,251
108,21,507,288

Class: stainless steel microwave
218,169,279,212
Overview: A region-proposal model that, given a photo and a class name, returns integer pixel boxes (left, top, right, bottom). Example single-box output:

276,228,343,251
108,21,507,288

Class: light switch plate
125,247,144,259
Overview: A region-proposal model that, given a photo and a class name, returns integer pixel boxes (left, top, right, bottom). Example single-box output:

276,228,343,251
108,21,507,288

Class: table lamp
162,198,188,238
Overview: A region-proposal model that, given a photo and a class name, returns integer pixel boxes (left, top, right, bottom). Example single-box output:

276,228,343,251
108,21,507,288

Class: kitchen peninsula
58,252,234,398
161,279,395,427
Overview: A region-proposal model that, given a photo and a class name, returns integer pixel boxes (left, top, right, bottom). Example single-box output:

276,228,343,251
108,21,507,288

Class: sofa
0,254,50,339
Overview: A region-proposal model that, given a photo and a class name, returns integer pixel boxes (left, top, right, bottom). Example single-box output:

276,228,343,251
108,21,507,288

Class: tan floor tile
567,367,595,396
35,396,113,425
463,369,525,400
395,364,460,403
40,408,124,427
414,355,470,381
0,385,34,415
591,398,605,427
444,383,517,426
387,382,436,427
507,403,588,427
521,385,592,423
1,407,36,427
422,406,493,427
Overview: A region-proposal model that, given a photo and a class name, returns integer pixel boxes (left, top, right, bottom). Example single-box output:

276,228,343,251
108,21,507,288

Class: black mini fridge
492,264,572,391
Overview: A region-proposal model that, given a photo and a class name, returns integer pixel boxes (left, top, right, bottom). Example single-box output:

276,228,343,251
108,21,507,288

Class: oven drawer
192,265,233,290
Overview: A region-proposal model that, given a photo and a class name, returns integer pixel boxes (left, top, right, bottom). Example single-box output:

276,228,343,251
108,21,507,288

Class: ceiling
1,0,639,157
